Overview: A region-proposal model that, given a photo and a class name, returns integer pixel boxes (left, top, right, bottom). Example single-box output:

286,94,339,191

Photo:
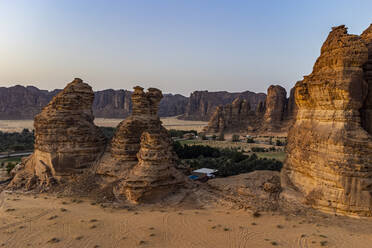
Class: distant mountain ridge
0,85,188,119
0,85,268,121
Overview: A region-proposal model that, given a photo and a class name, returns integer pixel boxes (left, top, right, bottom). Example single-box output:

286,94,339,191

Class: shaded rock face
9,78,106,188
96,86,183,203
361,24,372,134
204,98,263,133
282,25,372,217
93,89,132,118
180,90,266,121
203,85,297,134
0,87,188,119
0,85,59,120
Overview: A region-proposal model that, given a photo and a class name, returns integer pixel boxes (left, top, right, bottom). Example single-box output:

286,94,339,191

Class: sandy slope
1,191,371,248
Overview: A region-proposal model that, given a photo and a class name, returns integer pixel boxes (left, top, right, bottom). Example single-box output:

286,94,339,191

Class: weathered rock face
361,24,372,134
9,78,106,189
117,131,183,203
204,98,263,133
203,85,297,134
180,90,266,121
93,89,132,118
262,85,287,131
96,86,184,202
0,85,59,120
282,25,372,217
0,86,188,119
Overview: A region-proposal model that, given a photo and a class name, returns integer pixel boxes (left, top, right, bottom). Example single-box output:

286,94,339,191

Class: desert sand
0,190,372,248
0,117,208,133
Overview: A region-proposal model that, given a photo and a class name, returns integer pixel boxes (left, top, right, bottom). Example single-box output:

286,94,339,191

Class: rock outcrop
0,86,188,119
203,98,264,133
282,25,372,217
261,85,287,131
180,90,266,121
203,85,297,134
96,86,184,203
9,78,106,189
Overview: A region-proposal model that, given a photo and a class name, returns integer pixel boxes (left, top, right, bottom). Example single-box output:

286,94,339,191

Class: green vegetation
217,133,225,141
99,127,116,140
247,137,255,143
173,141,282,177
168,129,197,138
0,129,34,152
231,134,240,142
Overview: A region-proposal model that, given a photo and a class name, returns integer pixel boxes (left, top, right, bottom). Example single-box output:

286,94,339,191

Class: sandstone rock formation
0,85,59,119
117,131,183,203
9,78,106,189
261,85,287,131
0,86,188,119
96,86,184,202
203,98,263,133
282,25,372,217
203,85,297,134
93,89,132,118
180,90,266,121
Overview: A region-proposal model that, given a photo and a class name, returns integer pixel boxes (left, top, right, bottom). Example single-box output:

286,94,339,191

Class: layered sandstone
96,86,184,202
9,78,106,189
282,25,372,217
117,131,183,203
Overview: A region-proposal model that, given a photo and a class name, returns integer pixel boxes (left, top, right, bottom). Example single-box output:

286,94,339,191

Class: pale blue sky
0,0,371,95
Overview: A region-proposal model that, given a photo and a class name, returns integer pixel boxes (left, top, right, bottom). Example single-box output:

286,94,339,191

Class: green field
177,139,286,162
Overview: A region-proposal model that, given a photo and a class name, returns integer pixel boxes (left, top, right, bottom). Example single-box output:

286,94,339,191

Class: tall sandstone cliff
0,86,187,119
180,90,266,121
203,85,297,134
281,25,372,217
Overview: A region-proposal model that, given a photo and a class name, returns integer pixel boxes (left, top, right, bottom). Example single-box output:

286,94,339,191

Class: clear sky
0,0,371,96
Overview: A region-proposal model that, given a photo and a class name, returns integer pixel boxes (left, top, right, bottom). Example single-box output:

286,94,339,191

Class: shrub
217,133,225,141
251,147,267,152
247,138,255,143
231,134,240,142
168,129,197,138
6,162,16,174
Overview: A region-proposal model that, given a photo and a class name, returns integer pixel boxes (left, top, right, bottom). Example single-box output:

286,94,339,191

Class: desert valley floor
1,191,372,248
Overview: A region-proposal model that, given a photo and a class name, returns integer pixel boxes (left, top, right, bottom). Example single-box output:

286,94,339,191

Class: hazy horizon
0,0,371,95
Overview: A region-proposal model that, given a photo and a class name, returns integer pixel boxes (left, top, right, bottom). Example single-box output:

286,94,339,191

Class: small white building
191,168,218,179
